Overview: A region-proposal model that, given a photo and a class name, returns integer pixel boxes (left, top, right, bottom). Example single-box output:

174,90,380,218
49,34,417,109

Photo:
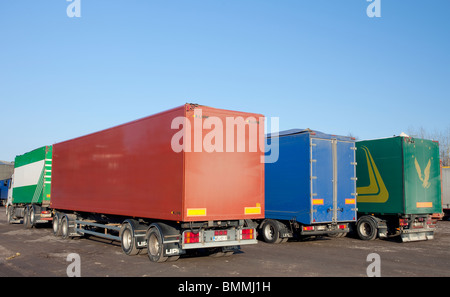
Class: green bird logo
414,158,431,189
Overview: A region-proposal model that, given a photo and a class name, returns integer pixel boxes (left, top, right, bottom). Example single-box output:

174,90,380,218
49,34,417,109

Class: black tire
120,222,140,256
30,205,37,227
356,216,378,241
146,227,168,263
328,232,346,238
61,215,70,239
24,205,32,228
6,206,12,224
167,255,180,262
261,219,282,244
7,206,15,224
53,213,61,236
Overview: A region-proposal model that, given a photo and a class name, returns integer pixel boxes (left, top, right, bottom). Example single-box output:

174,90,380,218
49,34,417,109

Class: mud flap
377,220,388,239
163,241,185,257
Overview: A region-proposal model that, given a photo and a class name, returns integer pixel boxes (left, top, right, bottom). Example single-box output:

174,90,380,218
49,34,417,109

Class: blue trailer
260,129,357,243
0,179,11,206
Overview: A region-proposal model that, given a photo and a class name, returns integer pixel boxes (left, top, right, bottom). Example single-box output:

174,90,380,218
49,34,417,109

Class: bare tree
407,126,450,167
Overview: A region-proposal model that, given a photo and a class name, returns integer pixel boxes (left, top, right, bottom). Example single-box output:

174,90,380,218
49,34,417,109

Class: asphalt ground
1,206,450,279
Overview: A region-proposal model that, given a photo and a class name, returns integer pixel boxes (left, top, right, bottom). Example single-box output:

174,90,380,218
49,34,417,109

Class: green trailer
355,136,441,242
6,146,53,227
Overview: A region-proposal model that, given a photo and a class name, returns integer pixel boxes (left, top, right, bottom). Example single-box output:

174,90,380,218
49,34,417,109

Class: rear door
336,140,357,221
310,138,334,223
311,137,357,223
403,138,441,214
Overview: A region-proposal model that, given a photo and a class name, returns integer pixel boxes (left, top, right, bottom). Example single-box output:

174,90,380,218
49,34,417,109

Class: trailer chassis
51,210,257,262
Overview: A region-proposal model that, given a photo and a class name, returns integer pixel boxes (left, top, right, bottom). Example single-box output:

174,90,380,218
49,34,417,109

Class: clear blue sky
1,1,449,162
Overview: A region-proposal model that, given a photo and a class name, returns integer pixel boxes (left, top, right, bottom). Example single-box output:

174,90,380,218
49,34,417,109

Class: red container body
50,104,265,222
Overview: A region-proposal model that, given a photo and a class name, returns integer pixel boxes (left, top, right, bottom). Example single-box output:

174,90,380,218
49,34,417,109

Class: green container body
356,136,441,215
12,146,53,206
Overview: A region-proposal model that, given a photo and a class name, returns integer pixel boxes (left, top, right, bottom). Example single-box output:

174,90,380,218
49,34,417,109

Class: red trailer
50,104,265,262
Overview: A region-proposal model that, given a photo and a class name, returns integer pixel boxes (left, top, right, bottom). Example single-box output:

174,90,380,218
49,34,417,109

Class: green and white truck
6,146,53,227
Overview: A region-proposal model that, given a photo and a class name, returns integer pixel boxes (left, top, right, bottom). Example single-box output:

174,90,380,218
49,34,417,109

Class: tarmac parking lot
1,207,450,278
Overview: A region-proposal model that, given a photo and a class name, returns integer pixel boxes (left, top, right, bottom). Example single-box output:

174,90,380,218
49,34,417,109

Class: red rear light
338,224,346,229
184,231,200,244
240,229,254,240
303,226,314,231
399,218,408,227
215,230,227,236
427,220,436,228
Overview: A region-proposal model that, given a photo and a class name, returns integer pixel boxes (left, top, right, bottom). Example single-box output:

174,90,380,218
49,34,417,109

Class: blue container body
265,129,357,225
0,179,11,200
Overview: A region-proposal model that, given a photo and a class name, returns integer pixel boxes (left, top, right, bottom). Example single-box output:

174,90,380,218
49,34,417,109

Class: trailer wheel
24,205,32,228
261,219,282,244
6,206,11,223
328,232,346,238
146,227,168,263
61,215,70,239
356,216,378,241
24,205,37,228
6,206,14,224
120,222,140,256
167,255,180,262
30,205,37,227
53,213,61,236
